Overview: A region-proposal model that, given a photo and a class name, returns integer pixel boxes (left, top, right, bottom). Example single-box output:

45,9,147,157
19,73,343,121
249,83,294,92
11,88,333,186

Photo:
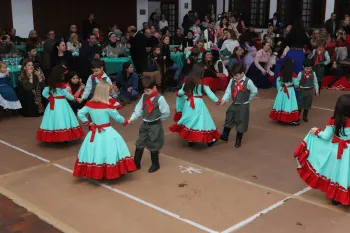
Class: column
137,0,148,29
11,0,34,37
269,0,277,18
325,0,335,22
179,0,192,29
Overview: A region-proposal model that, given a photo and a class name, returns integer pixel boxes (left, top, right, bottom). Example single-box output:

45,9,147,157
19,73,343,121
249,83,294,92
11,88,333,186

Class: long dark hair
121,62,133,81
280,58,293,83
184,64,204,94
333,94,350,137
149,13,158,23
219,17,229,28
286,20,307,41
67,71,80,94
48,65,67,92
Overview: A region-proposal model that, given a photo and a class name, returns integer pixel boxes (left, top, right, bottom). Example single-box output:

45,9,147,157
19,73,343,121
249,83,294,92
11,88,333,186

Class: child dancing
73,81,136,180
294,94,350,206
169,64,221,147
129,76,170,173
219,63,258,147
36,65,84,142
269,58,300,125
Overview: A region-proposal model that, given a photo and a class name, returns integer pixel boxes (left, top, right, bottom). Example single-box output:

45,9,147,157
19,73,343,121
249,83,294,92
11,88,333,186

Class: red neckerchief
92,72,104,81
314,48,325,66
303,71,313,80
142,90,159,114
233,80,244,98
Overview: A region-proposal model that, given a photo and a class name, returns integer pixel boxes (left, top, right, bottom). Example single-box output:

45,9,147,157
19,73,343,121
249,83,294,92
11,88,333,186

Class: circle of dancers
2,55,349,207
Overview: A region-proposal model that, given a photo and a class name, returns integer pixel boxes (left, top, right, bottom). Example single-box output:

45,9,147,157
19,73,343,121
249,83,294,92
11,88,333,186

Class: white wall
179,0,192,29
269,0,277,18
148,1,161,19
11,0,34,38
325,0,335,22
137,0,148,30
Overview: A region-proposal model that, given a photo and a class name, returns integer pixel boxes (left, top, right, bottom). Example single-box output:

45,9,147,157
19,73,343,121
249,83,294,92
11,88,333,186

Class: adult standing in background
182,11,194,35
148,13,159,32
42,30,56,78
159,14,168,31
128,26,148,74
268,13,282,34
82,13,98,39
324,13,337,37
78,34,101,83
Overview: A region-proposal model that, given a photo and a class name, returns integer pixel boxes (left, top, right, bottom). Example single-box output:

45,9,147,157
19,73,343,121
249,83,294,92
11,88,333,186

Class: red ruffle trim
169,124,220,143
73,156,137,180
36,126,85,142
173,112,182,122
269,109,300,123
294,140,350,205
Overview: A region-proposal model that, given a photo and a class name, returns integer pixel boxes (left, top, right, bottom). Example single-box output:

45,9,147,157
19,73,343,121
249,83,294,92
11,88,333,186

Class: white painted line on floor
0,140,218,233
255,97,334,111
220,188,311,233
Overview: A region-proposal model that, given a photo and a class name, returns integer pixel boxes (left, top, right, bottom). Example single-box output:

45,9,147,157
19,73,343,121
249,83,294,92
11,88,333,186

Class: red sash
281,84,294,99
186,93,203,109
332,136,350,159
314,49,325,66
48,95,65,110
90,123,111,142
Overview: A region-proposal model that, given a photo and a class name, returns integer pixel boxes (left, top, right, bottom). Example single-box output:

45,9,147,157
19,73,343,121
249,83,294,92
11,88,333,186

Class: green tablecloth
101,57,134,75
170,52,184,67
7,65,21,88
16,45,43,53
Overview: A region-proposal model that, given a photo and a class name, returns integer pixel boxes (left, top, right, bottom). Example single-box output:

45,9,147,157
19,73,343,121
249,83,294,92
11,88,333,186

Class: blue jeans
167,63,182,80
120,89,138,100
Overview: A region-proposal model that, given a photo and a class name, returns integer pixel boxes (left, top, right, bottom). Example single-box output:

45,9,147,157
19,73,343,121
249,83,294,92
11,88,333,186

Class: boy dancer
219,63,258,147
128,76,170,173
297,59,319,122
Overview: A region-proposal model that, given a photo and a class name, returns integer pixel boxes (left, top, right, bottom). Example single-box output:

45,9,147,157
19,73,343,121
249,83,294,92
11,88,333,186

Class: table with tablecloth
7,65,21,88
101,57,135,75
16,45,43,54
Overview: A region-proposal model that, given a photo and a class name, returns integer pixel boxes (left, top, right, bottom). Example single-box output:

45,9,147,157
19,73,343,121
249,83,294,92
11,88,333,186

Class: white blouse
220,39,240,53
159,20,169,30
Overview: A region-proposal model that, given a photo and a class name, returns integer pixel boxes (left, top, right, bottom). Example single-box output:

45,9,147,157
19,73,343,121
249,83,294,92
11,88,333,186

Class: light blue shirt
308,49,331,66
222,75,258,104
297,72,319,94
130,94,170,122
82,73,112,100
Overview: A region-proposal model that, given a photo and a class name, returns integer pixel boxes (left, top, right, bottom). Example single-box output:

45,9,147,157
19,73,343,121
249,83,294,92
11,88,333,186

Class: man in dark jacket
182,11,194,35
128,26,148,74
268,12,282,34
78,34,101,83
82,13,99,39
324,13,337,37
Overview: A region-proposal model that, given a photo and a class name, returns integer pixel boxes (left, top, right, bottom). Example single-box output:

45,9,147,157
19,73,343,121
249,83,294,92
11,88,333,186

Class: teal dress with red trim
36,83,85,142
294,118,350,205
73,101,136,180
269,73,300,123
169,79,221,143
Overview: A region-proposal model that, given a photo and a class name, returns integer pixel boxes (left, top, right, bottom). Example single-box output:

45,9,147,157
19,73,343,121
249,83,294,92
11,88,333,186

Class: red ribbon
232,80,244,98
314,48,325,66
91,72,105,81
332,137,350,160
142,90,159,114
186,93,203,109
281,84,293,99
48,95,65,110
89,123,111,142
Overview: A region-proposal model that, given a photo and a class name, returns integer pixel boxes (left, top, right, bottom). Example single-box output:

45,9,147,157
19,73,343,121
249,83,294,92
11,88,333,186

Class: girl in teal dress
169,64,221,147
73,81,136,180
294,94,350,205
269,58,300,125
36,65,85,142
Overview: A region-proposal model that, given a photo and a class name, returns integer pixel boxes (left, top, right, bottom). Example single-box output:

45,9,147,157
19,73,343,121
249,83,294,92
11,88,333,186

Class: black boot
235,132,243,148
332,199,341,206
303,110,309,122
188,142,195,147
220,127,231,142
149,151,160,173
134,148,144,170
207,139,217,147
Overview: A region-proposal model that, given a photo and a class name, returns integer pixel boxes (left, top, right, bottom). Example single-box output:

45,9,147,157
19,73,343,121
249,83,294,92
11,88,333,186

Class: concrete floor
0,89,349,233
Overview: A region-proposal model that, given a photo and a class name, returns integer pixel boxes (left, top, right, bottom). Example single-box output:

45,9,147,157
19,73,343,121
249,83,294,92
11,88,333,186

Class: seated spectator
204,20,217,44
183,49,200,76
212,49,228,77
150,25,161,40
161,26,170,36
65,25,82,43
109,24,122,37
92,28,104,45
51,41,75,71
220,29,239,65
171,28,185,46
26,30,41,47
183,31,195,48
199,51,219,78
229,46,244,68
0,35,18,54
17,59,45,117
21,44,41,69
78,34,101,82
115,62,138,103
66,33,81,53
102,32,127,57
327,60,345,88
